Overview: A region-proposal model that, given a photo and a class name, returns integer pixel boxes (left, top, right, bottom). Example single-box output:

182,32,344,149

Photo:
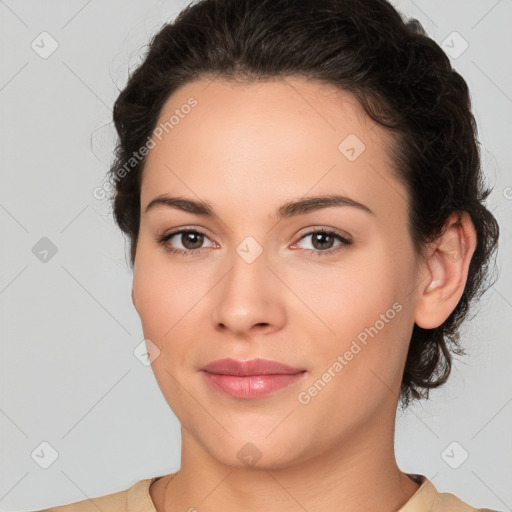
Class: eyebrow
144,193,374,219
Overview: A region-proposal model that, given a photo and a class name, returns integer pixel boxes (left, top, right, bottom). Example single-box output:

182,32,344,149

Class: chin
213,445,304,472
195,426,312,471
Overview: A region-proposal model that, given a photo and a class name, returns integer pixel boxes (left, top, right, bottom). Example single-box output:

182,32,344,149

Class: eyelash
156,228,353,258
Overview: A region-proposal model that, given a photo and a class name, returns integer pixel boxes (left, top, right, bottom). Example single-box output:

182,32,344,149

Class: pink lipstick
200,358,307,399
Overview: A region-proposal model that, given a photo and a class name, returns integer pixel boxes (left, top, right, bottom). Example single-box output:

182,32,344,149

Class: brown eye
311,232,336,250
157,228,216,256
295,229,353,257
179,231,205,250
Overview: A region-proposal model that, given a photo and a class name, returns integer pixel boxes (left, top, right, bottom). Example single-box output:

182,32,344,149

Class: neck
153,409,420,512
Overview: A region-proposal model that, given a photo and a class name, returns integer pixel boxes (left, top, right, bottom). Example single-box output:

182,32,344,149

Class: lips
200,358,307,399
200,358,305,376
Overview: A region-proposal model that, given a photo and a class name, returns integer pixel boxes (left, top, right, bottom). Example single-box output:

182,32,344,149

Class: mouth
200,358,307,399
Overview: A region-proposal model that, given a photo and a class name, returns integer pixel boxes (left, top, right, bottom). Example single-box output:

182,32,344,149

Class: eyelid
293,226,352,244
157,227,216,248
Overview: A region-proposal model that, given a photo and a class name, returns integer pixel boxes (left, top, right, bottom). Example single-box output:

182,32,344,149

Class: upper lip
200,358,305,376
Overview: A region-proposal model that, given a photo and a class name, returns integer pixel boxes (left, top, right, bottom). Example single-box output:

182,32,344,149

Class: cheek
289,247,399,333
132,265,166,337
132,252,201,419
293,275,409,432
132,241,204,338
131,245,214,395
291,243,412,384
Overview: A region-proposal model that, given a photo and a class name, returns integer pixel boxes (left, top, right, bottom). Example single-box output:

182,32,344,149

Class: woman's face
132,77,425,468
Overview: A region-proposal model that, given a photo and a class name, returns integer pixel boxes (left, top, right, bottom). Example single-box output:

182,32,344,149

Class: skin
131,76,477,512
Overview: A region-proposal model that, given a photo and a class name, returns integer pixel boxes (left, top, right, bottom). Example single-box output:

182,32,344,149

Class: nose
210,246,286,337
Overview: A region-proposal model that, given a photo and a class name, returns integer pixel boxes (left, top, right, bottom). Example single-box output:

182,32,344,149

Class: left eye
293,229,352,256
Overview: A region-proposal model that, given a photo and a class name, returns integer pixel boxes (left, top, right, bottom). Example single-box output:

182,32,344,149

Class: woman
40,0,500,510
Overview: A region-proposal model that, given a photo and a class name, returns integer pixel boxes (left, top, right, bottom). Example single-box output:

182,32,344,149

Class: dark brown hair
108,0,499,408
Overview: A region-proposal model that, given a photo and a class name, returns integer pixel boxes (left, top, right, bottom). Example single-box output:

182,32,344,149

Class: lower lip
201,371,307,399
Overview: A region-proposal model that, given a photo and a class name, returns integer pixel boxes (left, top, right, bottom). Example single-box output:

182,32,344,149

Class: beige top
38,473,500,512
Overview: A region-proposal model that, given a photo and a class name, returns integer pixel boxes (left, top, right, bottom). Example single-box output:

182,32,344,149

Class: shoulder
34,476,161,512
433,489,501,512
401,474,501,512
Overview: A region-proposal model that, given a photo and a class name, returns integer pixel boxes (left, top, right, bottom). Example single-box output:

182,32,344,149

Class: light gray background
1,1,511,511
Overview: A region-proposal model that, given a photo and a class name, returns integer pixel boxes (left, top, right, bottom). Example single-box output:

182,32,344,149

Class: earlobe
414,211,477,329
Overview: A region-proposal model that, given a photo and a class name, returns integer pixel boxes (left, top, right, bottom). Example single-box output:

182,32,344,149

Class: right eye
157,229,217,256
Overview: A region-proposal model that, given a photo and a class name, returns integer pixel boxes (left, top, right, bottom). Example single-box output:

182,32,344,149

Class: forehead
140,76,407,221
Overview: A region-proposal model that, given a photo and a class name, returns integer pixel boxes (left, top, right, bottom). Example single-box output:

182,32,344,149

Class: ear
414,211,477,329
